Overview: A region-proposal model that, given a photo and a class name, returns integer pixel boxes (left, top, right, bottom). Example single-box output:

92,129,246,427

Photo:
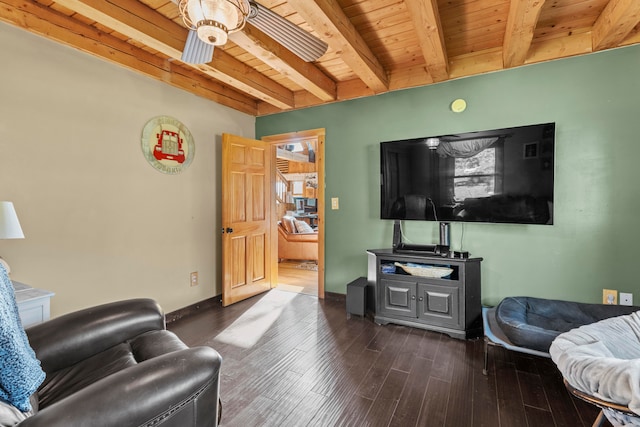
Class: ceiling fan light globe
188,0,246,28
196,21,228,46
212,1,236,24
185,0,205,23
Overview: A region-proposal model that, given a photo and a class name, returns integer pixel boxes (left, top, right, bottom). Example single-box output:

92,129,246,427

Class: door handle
226,227,234,233
411,295,416,300
418,297,423,301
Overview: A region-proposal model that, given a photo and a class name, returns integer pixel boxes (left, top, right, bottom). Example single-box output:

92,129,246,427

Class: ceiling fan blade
247,1,328,62
181,29,215,65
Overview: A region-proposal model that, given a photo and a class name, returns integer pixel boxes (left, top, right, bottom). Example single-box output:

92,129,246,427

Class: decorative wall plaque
141,116,195,174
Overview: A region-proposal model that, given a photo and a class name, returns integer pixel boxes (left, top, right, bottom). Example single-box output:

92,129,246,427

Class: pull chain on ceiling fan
178,0,328,64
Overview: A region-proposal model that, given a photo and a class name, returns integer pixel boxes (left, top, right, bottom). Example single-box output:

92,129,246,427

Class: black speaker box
346,277,367,318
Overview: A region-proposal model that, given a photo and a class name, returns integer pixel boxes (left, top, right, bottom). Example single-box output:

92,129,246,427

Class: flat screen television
380,123,555,225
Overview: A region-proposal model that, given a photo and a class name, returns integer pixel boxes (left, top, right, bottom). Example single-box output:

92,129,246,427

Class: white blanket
550,311,640,424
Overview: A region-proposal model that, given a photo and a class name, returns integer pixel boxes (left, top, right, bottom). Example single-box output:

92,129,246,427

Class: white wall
0,22,255,316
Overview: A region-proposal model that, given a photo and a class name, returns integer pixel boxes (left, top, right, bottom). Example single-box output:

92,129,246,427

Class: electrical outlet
190,271,198,287
602,289,617,305
620,292,633,306
331,197,339,210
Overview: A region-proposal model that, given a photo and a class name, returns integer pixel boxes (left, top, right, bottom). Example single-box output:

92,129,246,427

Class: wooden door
222,133,274,306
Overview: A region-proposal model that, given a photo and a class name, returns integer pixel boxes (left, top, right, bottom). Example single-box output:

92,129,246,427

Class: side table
12,281,55,328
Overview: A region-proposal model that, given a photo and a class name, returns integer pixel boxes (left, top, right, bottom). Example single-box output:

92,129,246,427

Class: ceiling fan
177,0,328,64
424,132,512,150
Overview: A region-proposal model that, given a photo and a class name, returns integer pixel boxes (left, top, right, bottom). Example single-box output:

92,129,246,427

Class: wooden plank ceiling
2,0,639,116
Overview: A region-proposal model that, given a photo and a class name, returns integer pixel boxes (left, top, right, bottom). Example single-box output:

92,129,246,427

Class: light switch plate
331,197,339,210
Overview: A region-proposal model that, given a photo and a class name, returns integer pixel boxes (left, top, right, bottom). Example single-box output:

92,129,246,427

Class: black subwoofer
346,277,367,318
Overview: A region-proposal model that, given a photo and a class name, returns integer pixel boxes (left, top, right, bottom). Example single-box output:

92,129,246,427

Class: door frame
262,128,325,299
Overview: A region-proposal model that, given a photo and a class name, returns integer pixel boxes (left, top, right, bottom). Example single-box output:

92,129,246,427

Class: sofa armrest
285,232,318,242
278,224,318,242
21,346,222,427
26,299,165,373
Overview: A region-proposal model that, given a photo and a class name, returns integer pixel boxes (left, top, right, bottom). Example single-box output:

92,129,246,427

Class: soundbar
394,243,438,254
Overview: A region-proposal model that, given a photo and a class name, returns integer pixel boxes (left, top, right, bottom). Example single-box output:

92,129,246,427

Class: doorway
262,129,325,298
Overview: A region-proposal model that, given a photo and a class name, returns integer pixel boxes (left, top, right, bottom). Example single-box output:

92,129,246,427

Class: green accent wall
257,45,640,305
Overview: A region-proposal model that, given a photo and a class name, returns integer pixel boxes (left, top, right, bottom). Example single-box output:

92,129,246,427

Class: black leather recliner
20,298,221,427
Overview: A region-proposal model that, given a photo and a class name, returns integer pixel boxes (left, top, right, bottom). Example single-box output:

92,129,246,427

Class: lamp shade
0,202,25,239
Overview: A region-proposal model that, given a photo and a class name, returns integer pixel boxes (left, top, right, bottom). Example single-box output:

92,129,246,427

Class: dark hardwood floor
167,289,607,427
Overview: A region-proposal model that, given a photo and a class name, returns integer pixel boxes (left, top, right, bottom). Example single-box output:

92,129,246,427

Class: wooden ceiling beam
390,65,434,91
527,32,593,63
286,0,389,93
256,78,380,116
592,0,640,51
403,0,448,82
230,24,337,102
623,27,640,46
452,32,593,80
53,0,295,109
502,0,546,68
258,92,322,116
0,0,257,114
449,49,504,79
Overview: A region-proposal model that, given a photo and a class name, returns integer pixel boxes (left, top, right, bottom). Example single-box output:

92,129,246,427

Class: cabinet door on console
417,283,461,328
379,279,416,318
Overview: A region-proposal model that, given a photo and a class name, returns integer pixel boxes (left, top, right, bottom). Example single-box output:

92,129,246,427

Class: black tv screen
380,123,555,225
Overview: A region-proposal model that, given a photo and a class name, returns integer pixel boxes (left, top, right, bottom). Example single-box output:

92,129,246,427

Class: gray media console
367,249,482,339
